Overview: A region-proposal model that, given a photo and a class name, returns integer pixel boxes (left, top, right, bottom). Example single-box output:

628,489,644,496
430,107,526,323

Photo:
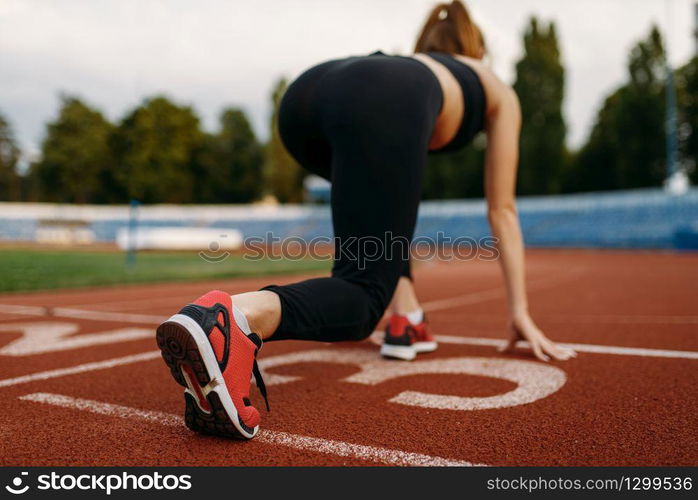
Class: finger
554,344,577,358
550,343,577,361
540,341,567,360
547,346,572,361
540,343,566,361
498,331,518,353
530,340,550,362
498,337,516,353
540,338,576,361
561,346,577,359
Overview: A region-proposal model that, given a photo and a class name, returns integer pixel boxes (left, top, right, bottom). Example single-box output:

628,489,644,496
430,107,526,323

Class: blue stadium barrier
0,188,697,250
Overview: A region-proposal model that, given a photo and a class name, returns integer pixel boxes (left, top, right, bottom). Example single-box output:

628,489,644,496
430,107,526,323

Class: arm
484,87,575,362
484,87,526,317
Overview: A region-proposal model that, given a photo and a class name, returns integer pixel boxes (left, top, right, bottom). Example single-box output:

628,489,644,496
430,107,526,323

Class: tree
0,112,21,201
29,96,113,203
111,96,203,203
265,78,304,203
676,56,698,183
568,26,666,191
513,18,567,195
195,108,264,203
566,90,623,191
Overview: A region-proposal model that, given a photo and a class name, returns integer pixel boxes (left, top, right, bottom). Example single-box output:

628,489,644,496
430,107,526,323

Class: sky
1,0,696,164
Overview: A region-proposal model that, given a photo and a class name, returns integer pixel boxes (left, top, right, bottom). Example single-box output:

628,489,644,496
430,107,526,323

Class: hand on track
500,313,577,362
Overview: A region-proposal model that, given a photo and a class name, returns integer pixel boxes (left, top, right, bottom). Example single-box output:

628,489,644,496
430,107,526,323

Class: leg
261,138,427,342
233,291,281,340
382,269,437,361
156,56,439,441
242,56,440,343
231,139,426,341
391,276,421,316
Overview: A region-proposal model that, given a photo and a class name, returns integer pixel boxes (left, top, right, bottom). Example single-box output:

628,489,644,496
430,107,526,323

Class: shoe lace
252,360,270,412
246,332,270,412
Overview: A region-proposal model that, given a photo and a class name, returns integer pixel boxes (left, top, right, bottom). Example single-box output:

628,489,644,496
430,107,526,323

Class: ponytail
414,0,485,59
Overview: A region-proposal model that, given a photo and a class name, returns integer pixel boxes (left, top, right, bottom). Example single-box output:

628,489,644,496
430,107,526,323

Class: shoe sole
415,341,438,353
156,313,258,440
380,343,416,361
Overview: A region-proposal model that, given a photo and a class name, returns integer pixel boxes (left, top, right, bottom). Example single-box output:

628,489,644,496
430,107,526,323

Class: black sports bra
426,52,487,154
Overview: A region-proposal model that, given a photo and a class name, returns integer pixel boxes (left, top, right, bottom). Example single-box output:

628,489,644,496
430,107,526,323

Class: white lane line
369,332,698,359
65,294,202,312
6,302,697,327
433,335,698,360
445,313,698,325
544,314,698,325
19,392,180,426
19,392,481,467
0,351,160,388
256,429,479,466
0,304,48,316
0,304,165,324
51,308,165,324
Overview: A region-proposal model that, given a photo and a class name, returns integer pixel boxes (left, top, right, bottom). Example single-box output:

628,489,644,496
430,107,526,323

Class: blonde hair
414,0,485,59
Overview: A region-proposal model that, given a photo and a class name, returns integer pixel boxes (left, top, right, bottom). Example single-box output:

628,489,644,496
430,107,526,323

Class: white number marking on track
0,322,152,356
259,348,566,410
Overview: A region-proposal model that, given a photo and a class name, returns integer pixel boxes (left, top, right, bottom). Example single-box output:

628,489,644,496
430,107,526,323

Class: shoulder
451,55,519,116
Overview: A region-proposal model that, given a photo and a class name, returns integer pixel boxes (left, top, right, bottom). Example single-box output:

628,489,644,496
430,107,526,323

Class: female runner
156,0,575,440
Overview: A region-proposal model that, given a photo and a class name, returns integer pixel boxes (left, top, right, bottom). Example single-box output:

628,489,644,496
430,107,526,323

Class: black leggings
264,53,442,343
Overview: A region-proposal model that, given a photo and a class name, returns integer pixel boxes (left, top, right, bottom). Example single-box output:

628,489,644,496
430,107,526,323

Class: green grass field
0,249,331,293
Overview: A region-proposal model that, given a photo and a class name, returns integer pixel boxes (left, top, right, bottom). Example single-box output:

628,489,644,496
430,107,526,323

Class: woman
156,0,575,440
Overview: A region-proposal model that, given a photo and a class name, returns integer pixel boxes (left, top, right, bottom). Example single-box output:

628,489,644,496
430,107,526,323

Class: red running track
0,250,696,466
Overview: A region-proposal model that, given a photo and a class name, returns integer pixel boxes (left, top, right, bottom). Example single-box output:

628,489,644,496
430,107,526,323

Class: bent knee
347,323,378,342
345,285,387,342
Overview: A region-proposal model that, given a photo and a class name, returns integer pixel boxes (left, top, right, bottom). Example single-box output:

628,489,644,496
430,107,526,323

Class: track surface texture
1,250,696,466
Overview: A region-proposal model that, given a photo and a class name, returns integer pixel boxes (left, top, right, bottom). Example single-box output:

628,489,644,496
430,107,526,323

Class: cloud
0,0,695,157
